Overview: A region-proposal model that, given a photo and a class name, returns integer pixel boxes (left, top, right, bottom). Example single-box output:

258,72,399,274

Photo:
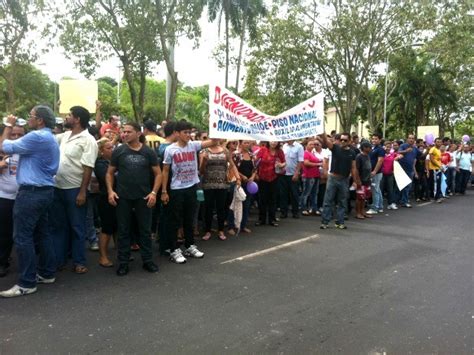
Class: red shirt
100,123,121,137
257,146,285,182
302,150,320,178
441,152,451,165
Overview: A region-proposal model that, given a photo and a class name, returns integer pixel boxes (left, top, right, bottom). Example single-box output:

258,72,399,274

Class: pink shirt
302,150,320,178
382,152,397,175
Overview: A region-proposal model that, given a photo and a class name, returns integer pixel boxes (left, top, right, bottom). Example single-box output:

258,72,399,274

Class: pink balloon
246,181,259,194
462,134,470,142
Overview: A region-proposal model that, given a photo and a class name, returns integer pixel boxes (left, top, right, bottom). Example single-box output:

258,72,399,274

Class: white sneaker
37,274,55,284
170,249,187,264
184,245,204,259
387,203,398,210
377,209,384,213
0,284,37,298
366,209,378,215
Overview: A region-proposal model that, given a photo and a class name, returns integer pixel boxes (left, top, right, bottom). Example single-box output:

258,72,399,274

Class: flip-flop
218,234,227,241
74,265,88,274
99,262,114,268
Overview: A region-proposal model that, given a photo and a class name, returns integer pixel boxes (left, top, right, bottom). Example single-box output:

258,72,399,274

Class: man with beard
52,106,98,274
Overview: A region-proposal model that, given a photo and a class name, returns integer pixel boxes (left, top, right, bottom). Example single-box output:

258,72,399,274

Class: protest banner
209,84,324,141
417,125,439,140
393,160,411,191
59,80,98,114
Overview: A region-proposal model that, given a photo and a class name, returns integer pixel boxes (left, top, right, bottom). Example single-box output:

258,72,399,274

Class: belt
19,185,54,191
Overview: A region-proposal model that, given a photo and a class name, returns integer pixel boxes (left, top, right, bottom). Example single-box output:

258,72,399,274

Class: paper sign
417,125,439,140
393,161,412,191
209,84,324,141
59,80,98,114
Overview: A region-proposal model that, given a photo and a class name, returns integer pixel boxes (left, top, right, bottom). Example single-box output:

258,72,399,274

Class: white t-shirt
164,141,202,190
0,154,19,200
447,152,457,168
55,130,98,189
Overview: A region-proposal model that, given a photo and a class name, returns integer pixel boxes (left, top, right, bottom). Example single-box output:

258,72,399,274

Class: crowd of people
0,103,472,298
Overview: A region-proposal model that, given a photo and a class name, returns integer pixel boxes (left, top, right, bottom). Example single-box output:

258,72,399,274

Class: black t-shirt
356,153,372,186
369,144,385,172
94,158,110,196
110,144,158,199
330,144,356,177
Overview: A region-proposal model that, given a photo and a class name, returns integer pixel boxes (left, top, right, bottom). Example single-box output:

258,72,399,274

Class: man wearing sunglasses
319,132,360,230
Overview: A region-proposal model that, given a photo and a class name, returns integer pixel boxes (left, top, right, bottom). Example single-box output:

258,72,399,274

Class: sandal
218,233,227,241
99,261,114,268
202,232,211,241
74,265,88,274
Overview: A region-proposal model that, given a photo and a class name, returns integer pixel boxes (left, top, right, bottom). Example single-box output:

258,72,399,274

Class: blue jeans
399,171,414,205
51,188,87,268
322,175,349,225
299,177,319,211
85,193,99,245
279,175,300,216
13,187,56,288
371,173,383,210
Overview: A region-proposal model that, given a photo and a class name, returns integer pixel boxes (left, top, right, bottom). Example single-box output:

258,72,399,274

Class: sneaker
184,245,204,259
170,248,187,264
401,203,412,208
0,284,37,298
89,242,99,251
335,223,347,230
436,198,443,203
377,209,384,213
36,274,55,284
320,223,329,230
366,209,378,215
387,203,398,210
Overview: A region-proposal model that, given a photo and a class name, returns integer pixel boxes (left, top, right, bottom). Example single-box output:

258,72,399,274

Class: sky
35,14,234,87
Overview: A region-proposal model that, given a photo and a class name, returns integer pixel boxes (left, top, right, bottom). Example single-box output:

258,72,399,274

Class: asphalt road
1,190,473,354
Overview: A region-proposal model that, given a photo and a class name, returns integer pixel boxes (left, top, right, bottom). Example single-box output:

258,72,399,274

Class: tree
242,7,319,115
0,64,55,118
301,0,431,132
153,0,206,120
208,0,241,87
234,0,267,93
0,0,47,113
59,0,162,122
387,50,457,137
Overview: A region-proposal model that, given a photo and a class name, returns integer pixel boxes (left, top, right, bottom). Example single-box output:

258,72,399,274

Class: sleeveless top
201,149,229,190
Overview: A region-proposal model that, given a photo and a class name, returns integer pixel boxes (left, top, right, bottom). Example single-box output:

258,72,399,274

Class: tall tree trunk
122,60,140,122
138,60,147,123
155,1,178,121
5,65,16,113
235,10,247,93
225,11,229,88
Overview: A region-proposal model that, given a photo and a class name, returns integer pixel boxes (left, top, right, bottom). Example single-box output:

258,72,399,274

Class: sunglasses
340,139,349,142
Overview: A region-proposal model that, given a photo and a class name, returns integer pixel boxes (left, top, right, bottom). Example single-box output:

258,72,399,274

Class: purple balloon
425,133,434,145
246,181,259,194
462,134,470,142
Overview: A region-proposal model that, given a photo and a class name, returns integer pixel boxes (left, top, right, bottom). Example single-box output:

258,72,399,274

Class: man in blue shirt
397,134,419,207
366,133,385,214
0,105,60,297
